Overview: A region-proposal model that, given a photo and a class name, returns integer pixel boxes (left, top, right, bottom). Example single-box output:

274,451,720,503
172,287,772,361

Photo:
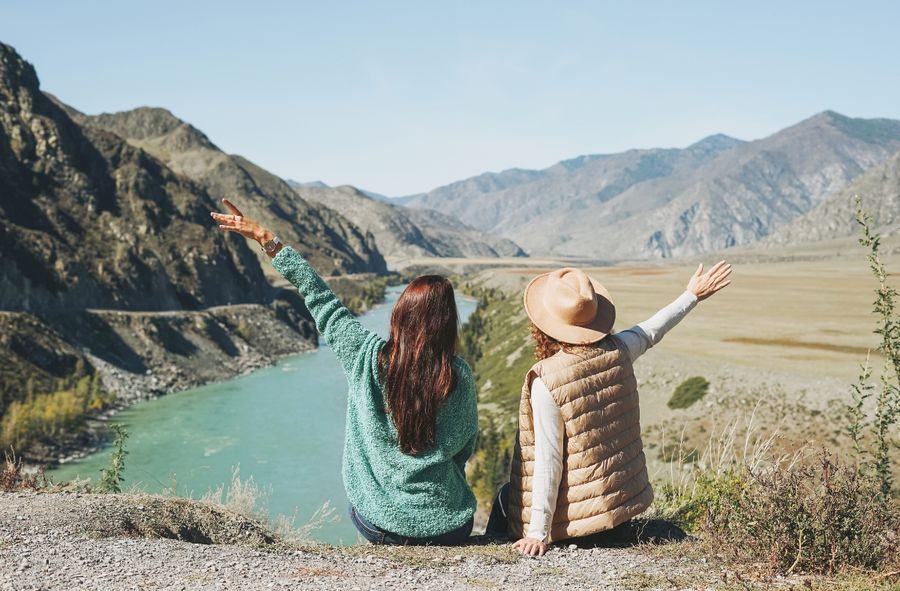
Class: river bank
9,277,391,469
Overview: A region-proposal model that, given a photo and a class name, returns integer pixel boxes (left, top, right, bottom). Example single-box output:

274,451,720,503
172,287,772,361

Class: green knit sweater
272,246,478,537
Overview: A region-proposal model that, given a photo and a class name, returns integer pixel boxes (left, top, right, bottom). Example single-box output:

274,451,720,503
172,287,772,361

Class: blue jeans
349,504,473,546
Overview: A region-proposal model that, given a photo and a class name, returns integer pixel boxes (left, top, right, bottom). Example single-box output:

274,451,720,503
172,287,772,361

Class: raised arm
614,260,732,362
211,199,379,374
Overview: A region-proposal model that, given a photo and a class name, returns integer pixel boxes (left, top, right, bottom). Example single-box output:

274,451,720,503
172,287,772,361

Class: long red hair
378,275,459,455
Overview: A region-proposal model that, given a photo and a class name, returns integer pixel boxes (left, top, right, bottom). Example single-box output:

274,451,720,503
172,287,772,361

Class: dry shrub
273,501,339,544
201,465,269,519
651,417,899,576
202,465,337,544
0,449,49,491
700,451,898,575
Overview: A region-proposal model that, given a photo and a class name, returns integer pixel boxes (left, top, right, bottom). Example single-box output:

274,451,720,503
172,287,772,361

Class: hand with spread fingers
686,260,733,301
210,198,282,258
512,537,548,557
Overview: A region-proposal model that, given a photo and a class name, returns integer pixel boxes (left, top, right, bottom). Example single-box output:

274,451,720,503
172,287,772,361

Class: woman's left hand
512,537,548,557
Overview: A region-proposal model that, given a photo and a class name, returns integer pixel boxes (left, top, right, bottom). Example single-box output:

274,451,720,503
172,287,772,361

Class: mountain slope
0,43,270,312
408,114,900,259
292,184,524,266
81,108,386,276
765,149,900,245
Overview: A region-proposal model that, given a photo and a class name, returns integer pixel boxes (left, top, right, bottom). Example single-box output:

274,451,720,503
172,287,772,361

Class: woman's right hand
512,537,548,557
686,260,732,301
210,198,282,258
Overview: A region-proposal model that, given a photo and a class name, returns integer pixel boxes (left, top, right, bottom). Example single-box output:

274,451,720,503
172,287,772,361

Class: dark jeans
485,483,686,547
349,504,474,546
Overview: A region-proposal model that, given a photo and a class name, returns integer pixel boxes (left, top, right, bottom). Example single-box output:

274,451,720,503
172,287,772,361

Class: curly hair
530,323,597,360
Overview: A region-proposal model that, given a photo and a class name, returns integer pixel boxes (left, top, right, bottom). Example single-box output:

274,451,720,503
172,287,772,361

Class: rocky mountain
0,43,273,313
290,183,524,266
407,113,900,259
79,108,386,277
0,42,378,435
765,148,900,246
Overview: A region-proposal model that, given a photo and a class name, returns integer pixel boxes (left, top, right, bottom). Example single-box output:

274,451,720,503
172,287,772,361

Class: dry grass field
455,235,900,473
463,236,900,384
586,255,894,382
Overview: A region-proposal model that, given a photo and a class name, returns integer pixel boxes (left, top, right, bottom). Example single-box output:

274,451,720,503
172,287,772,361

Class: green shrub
850,197,900,498
668,376,710,409
1,372,113,454
653,469,744,532
1,388,86,451
97,424,128,493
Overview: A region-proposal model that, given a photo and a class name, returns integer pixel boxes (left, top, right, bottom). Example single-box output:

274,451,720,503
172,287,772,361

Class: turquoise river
49,285,477,545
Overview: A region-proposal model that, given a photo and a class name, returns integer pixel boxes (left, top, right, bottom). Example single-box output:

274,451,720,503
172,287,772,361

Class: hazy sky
3,1,899,195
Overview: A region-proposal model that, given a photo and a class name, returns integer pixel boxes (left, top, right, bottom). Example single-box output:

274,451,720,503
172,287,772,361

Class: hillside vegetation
458,286,535,502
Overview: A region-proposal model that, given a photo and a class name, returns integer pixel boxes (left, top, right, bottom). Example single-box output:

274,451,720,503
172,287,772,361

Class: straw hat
523,267,615,344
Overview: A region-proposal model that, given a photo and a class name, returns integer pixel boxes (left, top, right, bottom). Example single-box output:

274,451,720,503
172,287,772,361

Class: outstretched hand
211,199,265,241
686,260,732,301
211,199,280,256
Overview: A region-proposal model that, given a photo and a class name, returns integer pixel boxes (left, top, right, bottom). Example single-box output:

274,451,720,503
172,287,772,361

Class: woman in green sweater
211,199,478,545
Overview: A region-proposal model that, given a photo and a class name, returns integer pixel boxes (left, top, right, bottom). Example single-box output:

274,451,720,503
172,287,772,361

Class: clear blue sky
2,1,899,195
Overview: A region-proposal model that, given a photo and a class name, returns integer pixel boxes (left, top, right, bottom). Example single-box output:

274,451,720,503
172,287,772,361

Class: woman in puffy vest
487,261,732,556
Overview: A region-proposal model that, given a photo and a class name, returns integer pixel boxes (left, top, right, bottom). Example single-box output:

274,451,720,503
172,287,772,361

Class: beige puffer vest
508,337,653,542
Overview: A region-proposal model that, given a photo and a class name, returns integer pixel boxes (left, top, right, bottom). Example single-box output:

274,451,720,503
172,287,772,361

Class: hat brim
523,272,616,345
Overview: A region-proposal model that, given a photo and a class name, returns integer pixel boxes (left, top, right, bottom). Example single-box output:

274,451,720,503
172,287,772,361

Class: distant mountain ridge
407,112,900,259
287,179,399,204
288,182,525,265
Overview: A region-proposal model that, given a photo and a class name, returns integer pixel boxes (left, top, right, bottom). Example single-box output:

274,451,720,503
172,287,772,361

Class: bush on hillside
0,372,113,454
668,376,710,409
687,453,895,574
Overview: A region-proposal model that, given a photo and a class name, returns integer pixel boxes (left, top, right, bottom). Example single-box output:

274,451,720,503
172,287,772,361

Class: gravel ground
0,491,757,591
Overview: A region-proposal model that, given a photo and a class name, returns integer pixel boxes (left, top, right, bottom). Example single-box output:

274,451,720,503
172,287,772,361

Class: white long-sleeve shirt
526,290,698,542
